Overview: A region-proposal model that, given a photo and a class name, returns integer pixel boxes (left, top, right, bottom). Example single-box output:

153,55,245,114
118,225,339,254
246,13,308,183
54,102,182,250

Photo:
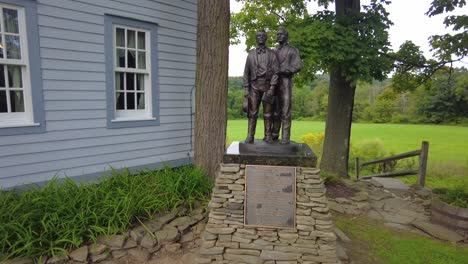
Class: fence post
418,141,429,186
355,157,360,180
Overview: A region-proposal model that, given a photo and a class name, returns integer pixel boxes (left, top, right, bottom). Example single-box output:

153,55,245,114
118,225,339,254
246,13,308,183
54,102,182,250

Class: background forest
228,67,468,124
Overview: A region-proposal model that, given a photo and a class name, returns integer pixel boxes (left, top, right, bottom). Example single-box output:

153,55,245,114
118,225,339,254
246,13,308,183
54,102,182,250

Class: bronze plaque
245,165,296,228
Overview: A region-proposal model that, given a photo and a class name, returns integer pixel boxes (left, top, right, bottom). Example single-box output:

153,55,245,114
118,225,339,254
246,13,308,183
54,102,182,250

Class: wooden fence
356,141,429,186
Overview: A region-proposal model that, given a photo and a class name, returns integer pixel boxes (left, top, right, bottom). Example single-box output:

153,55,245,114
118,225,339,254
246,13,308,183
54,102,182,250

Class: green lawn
227,120,468,165
334,215,468,264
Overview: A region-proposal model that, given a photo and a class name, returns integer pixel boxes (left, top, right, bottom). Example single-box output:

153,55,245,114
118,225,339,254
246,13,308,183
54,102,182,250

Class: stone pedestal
197,142,338,264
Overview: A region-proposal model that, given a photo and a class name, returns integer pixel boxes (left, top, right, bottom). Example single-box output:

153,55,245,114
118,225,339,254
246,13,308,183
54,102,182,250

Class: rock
157,211,177,225
384,223,411,231
69,246,88,262
335,198,353,204
129,226,147,242
165,243,182,253
199,247,224,255
367,210,383,220
144,220,164,233
336,243,348,261
383,198,411,212
412,221,464,242
90,252,110,263
121,238,138,249
99,234,126,248
415,188,432,199
350,191,369,202
181,253,198,264
89,244,107,255
225,248,261,256
334,228,351,243
371,177,409,191
260,250,301,260
128,248,151,262
111,250,127,259
155,225,180,243
46,254,68,264
202,230,217,240
369,190,393,201
180,231,196,243
224,253,262,264
140,233,157,248
205,227,235,235
380,211,415,225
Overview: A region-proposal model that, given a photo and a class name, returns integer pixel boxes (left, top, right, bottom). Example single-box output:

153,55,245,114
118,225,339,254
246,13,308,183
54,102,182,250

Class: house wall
0,0,197,189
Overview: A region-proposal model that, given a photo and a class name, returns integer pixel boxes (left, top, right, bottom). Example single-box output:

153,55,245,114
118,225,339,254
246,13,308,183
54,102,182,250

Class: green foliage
301,132,325,159
364,88,399,123
231,0,394,85
0,166,212,260
334,215,468,264
348,139,392,175
439,185,468,208
392,0,467,90
415,68,468,123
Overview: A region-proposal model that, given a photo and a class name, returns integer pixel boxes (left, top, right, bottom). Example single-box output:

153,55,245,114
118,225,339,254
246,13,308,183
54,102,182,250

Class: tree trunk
320,67,356,178
320,0,360,178
194,0,230,179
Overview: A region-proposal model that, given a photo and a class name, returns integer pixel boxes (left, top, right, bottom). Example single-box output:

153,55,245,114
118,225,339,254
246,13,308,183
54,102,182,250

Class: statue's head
256,29,267,46
277,28,289,44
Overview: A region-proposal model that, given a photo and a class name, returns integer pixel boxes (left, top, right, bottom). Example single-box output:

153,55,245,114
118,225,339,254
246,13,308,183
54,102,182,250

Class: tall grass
0,166,212,260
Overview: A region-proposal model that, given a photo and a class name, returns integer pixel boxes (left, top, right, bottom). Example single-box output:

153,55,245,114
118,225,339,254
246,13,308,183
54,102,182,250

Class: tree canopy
230,0,467,177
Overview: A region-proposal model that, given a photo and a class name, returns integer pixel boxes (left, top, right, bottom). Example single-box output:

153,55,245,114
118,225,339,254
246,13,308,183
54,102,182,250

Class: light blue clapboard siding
0,0,197,188
0,122,191,145
0,132,192,167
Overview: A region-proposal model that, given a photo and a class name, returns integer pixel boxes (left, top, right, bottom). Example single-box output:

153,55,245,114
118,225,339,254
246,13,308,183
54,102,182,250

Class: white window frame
0,3,35,127
112,24,153,121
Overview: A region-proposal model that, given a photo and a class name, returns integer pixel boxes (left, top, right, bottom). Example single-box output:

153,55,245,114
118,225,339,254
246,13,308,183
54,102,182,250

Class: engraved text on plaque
245,165,296,228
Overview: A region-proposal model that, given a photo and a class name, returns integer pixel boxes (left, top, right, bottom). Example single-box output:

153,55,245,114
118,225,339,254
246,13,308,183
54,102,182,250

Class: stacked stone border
197,163,338,264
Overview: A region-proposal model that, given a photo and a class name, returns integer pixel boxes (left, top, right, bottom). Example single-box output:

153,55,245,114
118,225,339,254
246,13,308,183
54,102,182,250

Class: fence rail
356,141,429,186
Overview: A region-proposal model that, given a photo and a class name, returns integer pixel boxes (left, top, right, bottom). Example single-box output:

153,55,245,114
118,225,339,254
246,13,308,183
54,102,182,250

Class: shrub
349,139,391,176
438,186,468,208
0,166,212,260
301,132,325,160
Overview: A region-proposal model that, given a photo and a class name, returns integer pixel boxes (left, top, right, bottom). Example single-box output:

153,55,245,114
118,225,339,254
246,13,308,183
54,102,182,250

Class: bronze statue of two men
243,29,301,145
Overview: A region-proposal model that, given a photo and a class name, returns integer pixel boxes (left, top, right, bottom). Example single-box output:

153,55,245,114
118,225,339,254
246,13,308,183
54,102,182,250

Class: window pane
127,92,135,110
115,28,125,47
0,91,6,112
136,74,145,91
0,36,3,59
126,73,134,90
6,35,21,59
0,65,5,87
10,91,24,112
115,72,124,91
137,32,145,49
127,50,136,68
137,92,145,109
127,30,135,48
116,48,125,67
116,92,124,110
3,8,19,34
7,65,22,88
137,51,146,69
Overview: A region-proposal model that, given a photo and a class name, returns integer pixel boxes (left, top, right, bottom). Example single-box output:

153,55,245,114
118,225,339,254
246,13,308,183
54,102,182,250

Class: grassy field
227,120,467,188
227,120,468,165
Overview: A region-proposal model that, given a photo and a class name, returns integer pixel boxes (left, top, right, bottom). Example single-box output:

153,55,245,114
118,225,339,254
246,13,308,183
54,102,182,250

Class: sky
228,0,467,76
